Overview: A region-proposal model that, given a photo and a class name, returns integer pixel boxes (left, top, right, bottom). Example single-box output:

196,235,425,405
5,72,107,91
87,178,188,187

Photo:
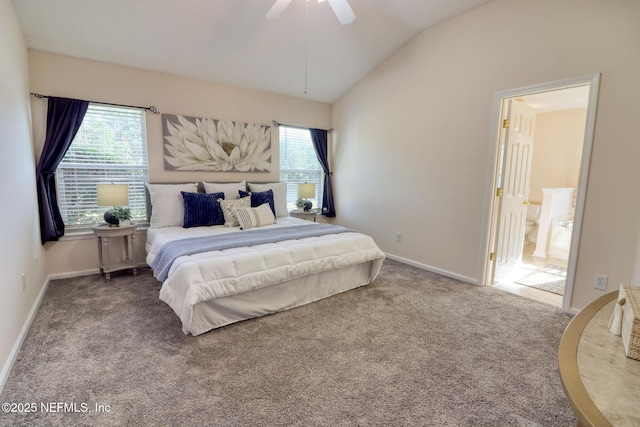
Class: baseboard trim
567,307,580,316
384,253,478,285
48,268,101,280
0,276,51,394
47,263,149,281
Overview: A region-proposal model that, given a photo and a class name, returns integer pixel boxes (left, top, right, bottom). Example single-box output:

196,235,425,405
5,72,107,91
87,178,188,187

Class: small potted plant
112,207,132,226
295,198,306,213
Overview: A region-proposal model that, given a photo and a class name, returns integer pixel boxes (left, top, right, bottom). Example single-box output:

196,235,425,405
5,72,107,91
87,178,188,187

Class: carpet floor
0,259,576,426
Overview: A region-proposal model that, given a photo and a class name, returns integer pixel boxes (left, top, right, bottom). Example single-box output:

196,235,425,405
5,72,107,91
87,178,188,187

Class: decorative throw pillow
235,203,276,230
218,196,251,227
238,189,276,216
181,191,225,228
146,182,198,228
203,181,246,200
248,182,288,217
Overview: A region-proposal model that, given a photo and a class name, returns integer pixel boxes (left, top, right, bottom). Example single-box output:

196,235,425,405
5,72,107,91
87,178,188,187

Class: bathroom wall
528,108,587,205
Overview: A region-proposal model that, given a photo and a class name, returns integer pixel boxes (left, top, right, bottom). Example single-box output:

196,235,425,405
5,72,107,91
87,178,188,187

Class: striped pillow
238,189,276,216
235,203,276,230
218,196,251,227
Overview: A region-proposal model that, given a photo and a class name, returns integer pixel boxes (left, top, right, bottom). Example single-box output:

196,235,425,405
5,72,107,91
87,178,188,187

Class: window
279,126,322,211
57,104,148,227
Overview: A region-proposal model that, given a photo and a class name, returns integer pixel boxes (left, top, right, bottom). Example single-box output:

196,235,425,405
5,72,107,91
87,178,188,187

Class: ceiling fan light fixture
266,0,355,25
327,0,355,25
266,0,293,19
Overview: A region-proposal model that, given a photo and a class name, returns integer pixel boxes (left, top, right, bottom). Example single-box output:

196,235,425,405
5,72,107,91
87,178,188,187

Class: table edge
558,291,617,427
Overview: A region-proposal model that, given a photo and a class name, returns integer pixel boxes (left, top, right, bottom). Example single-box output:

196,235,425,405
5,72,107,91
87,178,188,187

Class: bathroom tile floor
492,244,566,308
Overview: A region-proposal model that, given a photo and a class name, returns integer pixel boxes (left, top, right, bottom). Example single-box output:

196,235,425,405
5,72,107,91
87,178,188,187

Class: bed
145,181,385,335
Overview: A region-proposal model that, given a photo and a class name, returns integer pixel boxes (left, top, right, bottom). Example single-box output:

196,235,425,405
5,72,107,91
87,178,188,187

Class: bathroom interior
495,89,588,307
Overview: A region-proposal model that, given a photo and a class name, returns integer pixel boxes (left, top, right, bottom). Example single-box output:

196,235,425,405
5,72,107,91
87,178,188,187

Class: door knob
523,200,530,205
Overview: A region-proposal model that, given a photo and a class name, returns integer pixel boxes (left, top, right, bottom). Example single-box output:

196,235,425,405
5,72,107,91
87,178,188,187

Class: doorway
483,75,600,312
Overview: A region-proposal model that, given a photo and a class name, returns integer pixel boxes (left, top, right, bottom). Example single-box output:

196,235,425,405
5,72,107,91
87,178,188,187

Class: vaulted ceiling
13,0,492,103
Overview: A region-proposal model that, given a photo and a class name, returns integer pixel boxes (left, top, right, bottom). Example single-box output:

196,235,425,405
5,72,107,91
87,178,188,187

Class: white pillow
146,182,198,228
203,181,246,200
235,203,276,230
248,182,287,217
218,196,251,227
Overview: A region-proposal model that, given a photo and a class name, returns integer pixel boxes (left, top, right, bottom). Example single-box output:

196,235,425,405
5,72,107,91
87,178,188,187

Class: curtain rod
272,120,333,133
30,93,160,114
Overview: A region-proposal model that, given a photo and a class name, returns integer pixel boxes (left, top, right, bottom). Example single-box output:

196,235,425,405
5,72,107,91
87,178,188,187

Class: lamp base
303,200,312,211
104,210,119,227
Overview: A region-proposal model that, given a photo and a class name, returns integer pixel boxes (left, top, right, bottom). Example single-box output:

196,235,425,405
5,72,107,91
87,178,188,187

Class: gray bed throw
150,223,354,281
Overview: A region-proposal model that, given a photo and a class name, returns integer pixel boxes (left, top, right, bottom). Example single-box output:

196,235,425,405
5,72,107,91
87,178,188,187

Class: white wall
332,0,640,311
0,0,49,390
529,108,586,205
17,0,640,317
28,51,332,275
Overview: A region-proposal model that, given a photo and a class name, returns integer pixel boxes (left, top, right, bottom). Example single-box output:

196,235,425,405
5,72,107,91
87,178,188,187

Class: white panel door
493,100,537,283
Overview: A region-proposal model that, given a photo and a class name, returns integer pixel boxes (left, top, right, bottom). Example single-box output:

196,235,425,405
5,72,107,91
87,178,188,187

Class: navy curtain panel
309,128,336,217
36,97,89,244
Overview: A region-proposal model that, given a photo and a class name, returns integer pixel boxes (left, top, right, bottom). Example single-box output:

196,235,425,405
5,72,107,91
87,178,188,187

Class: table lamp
97,183,129,226
298,182,315,211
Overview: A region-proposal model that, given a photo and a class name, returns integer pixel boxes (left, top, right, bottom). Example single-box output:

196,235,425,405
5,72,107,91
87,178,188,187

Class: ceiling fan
266,0,356,25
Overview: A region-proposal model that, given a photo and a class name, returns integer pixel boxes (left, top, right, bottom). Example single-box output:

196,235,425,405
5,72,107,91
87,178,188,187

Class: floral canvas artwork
162,114,271,172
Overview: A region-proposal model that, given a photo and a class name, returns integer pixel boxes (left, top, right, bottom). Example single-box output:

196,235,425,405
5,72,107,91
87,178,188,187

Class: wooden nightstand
92,224,138,280
290,209,319,222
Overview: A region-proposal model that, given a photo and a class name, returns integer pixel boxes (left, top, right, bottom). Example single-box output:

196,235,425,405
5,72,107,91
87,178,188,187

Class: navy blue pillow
181,191,225,228
239,189,276,216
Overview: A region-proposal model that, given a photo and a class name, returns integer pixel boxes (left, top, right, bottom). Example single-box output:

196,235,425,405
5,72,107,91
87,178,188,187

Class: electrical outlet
594,274,607,291
396,232,402,243
21,273,26,291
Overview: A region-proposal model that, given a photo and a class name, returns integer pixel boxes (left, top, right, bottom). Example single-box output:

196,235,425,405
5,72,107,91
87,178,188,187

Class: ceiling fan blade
327,0,355,25
266,0,293,19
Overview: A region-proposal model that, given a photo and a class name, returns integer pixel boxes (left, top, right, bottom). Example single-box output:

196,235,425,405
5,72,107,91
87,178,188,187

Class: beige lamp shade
298,183,315,199
97,184,129,207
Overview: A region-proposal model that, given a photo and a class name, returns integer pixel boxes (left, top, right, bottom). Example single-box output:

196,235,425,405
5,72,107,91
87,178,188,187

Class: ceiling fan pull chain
304,0,309,94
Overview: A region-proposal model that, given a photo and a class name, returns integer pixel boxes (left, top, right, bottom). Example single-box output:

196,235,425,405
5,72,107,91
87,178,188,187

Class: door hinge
489,252,497,262
496,188,503,197
503,119,510,128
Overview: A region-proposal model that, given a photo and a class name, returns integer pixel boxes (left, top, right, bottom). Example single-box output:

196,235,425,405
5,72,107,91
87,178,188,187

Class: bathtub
549,218,573,260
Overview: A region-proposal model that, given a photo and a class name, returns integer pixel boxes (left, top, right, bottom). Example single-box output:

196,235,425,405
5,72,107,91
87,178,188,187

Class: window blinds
278,126,322,209
57,104,148,226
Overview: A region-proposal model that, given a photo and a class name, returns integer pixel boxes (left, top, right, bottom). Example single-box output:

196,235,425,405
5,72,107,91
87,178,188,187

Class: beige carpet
0,259,576,426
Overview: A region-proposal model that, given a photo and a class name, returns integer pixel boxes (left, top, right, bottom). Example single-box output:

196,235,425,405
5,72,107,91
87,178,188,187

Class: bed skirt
187,261,373,335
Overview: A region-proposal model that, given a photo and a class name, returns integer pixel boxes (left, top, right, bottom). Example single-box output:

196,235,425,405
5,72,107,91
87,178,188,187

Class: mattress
146,217,385,335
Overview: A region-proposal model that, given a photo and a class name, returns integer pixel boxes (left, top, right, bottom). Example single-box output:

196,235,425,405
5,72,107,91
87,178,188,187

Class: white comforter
146,217,385,333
